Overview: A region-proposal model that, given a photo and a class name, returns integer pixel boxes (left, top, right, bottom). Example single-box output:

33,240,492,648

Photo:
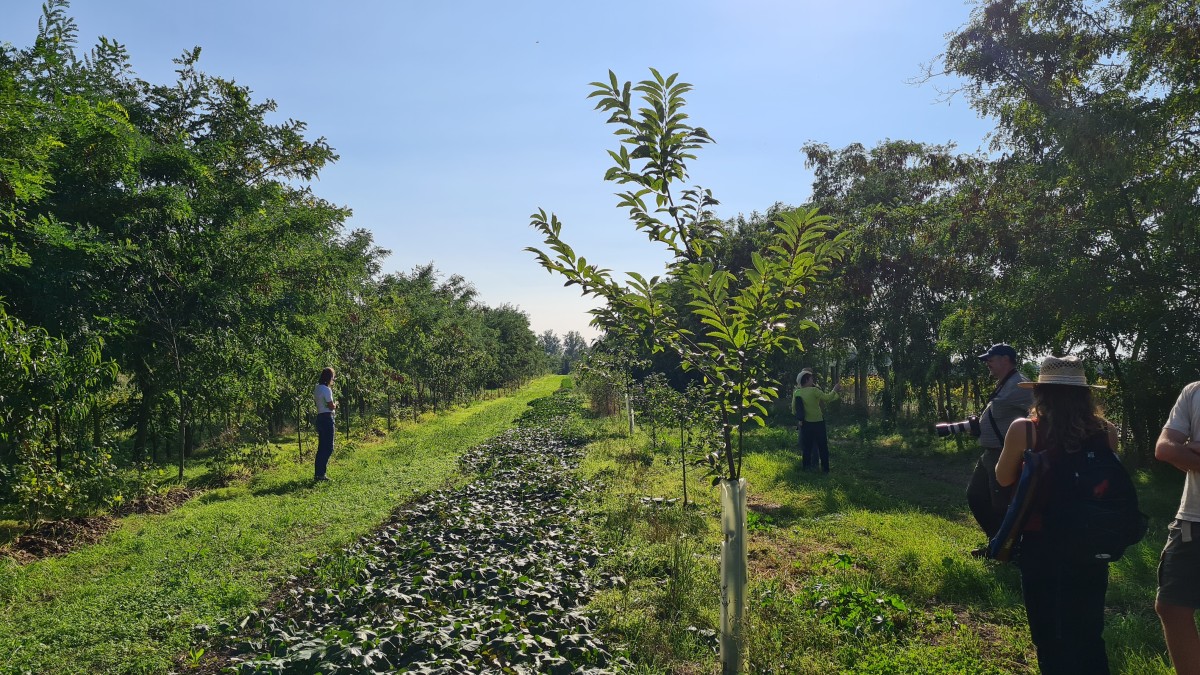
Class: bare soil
1,487,198,564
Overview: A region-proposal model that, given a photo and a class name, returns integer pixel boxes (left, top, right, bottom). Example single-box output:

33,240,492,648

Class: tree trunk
53,408,63,470
936,378,948,419
92,404,102,450
960,373,968,417
133,380,152,463
1102,339,1145,460
296,396,304,459
680,423,688,506
177,386,187,481
854,360,867,414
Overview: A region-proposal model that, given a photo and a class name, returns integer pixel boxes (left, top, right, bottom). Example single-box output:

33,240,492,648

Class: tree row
0,2,547,525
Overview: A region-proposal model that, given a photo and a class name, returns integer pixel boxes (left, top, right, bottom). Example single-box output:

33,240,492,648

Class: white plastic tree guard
719,477,748,674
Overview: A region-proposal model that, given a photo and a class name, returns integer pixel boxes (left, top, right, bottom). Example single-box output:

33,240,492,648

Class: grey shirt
1163,382,1200,521
977,370,1032,449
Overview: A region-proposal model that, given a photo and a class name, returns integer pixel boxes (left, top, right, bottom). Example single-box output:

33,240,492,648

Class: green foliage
223,392,627,673
0,3,545,518
776,551,912,638
745,511,775,533
631,372,675,451
0,305,128,528
573,346,643,418
581,411,1175,673
203,427,277,488
0,376,563,675
8,441,123,526
529,70,846,480
936,0,1200,456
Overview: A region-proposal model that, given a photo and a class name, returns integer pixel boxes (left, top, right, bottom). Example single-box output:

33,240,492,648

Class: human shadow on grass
250,478,317,497
937,551,1020,603
751,421,978,520
745,499,808,522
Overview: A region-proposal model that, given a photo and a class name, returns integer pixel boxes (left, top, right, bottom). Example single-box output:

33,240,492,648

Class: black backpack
1042,436,1149,564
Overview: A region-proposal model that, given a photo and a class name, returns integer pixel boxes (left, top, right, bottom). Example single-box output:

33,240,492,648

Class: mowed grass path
0,376,566,675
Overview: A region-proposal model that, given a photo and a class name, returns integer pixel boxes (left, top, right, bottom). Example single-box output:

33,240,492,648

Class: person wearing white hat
1153,382,1200,675
995,355,1117,674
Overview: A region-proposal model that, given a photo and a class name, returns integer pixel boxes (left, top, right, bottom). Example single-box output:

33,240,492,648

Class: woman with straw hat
995,355,1117,674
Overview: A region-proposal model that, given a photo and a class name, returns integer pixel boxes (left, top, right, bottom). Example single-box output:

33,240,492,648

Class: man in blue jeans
314,366,337,481
792,370,842,473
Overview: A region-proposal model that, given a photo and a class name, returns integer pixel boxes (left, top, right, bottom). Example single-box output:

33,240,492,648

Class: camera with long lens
934,416,981,438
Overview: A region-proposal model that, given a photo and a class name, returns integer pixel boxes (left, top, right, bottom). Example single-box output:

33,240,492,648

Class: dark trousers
315,413,334,479
967,447,1007,538
801,421,829,472
1018,536,1111,674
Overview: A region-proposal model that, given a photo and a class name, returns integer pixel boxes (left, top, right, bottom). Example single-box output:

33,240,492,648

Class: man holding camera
966,343,1032,543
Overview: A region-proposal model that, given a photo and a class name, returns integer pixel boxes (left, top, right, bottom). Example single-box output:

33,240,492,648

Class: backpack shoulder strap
1026,419,1036,451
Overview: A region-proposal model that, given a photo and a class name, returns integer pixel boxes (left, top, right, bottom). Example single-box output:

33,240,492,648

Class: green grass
580,415,1180,674
0,375,566,675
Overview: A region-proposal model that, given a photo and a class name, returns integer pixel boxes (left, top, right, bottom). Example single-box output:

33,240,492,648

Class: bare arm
1155,428,1200,472
995,418,1033,487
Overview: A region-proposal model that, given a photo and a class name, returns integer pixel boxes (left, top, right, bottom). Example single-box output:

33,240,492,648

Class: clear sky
2,0,995,341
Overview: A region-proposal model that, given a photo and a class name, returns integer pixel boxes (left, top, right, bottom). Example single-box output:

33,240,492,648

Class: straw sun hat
1017,355,1106,389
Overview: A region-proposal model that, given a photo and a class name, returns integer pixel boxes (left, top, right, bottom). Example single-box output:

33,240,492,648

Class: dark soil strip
219,393,625,674
2,487,198,563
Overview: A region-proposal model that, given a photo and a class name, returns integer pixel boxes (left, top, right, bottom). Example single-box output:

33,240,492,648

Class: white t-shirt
314,383,335,416
1163,381,1200,521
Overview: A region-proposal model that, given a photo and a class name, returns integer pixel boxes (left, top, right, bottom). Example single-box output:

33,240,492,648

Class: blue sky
2,0,995,340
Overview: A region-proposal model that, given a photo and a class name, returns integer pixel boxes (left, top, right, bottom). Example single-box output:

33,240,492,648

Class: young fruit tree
527,69,846,673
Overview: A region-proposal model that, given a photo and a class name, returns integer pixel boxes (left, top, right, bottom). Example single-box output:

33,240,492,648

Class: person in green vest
791,369,842,473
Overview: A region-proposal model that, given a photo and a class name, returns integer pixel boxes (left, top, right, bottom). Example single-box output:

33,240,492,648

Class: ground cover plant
580,414,1180,674
0,376,563,674
220,389,624,673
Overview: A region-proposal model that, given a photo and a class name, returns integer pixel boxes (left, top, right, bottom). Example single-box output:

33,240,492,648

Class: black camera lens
935,419,975,438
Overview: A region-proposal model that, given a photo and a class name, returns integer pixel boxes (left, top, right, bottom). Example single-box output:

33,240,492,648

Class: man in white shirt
1154,381,1200,675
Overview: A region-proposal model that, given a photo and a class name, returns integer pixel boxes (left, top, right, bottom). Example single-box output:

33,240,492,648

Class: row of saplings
209,392,625,673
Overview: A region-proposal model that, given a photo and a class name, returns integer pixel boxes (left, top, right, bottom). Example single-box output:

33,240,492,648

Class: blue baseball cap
978,344,1017,361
